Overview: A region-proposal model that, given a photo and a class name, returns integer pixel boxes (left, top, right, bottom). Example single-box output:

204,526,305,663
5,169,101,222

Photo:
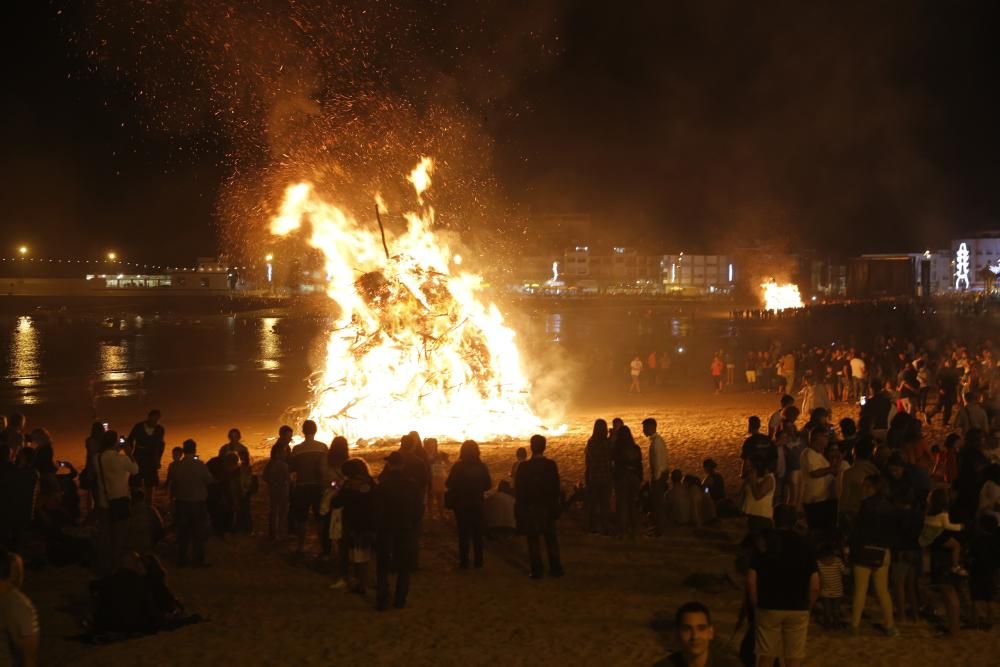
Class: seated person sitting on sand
88,552,189,639
484,480,517,537
664,470,690,525
701,459,736,516
685,474,717,527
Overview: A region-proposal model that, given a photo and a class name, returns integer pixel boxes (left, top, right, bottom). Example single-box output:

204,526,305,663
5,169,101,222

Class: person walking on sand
629,356,643,393
515,435,564,579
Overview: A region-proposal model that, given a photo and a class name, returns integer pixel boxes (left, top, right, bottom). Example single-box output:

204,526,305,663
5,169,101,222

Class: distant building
511,245,735,295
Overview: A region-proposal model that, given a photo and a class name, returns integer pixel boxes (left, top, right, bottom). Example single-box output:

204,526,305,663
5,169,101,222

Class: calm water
0,302,725,425
0,313,322,408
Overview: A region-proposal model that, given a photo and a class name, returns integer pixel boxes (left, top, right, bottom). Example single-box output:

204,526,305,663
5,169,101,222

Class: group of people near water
2,329,1000,665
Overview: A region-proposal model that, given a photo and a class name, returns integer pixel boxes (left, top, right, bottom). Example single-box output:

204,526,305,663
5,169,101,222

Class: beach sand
24,389,1000,666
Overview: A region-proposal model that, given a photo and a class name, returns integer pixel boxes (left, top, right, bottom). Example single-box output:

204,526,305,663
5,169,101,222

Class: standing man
655,601,741,667
94,430,138,575
643,418,669,536
849,350,866,400
374,452,421,611
710,356,724,394
125,409,165,502
170,439,214,568
290,420,328,556
515,435,564,579
629,356,643,394
747,505,819,667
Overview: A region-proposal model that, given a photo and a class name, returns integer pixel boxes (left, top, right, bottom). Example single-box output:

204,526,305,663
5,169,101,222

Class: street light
107,252,117,261
18,246,28,256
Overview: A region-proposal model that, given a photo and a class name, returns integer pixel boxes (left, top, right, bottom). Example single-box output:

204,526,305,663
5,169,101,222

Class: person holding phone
94,430,138,575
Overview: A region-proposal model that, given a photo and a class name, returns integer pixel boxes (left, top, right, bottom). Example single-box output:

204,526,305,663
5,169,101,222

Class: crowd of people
2,330,999,665
738,368,1000,665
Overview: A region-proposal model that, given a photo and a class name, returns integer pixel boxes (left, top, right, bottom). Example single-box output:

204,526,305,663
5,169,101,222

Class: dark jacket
445,459,492,510
851,493,896,551
861,392,892,430
515,456,561,516
331,478,376,536
612,440,643,483
127,422,166,472
374,468,421,534
585,437,614,487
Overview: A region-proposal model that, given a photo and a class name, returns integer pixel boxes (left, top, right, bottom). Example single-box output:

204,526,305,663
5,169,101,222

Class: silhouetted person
445,440,492,569
170,440,213,568
125,410,165,501
515,435,563,579
374,452,421,610
290,420,328,555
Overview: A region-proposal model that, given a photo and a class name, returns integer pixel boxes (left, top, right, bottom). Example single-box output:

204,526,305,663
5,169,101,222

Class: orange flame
270,158,550,444
760,280,804,311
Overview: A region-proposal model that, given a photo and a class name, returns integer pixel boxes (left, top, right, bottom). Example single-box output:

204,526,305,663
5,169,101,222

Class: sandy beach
24,388,1000,666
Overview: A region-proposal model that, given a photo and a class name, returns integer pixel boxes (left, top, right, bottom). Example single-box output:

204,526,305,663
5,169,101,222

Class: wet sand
25,389,1000,666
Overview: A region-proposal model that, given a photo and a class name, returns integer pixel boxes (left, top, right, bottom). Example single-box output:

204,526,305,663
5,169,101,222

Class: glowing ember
760,280,804,311
270,158,548,444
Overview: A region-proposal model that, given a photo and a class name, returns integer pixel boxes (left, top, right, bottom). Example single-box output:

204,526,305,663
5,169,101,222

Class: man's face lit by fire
676,611,714,658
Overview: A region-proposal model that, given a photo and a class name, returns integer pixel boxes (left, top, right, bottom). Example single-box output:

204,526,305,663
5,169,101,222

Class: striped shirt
817,558,847,598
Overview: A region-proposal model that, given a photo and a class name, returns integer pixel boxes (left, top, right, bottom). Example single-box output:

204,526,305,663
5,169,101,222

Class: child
511,447,527,487
330,459,376,595
263,443,290,541
430,451,449,519
970,514,1000,628
816,542,848,628
920,488,968,576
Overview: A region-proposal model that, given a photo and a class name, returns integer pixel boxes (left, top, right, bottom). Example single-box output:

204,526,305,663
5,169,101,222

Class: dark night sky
2,1,1000,263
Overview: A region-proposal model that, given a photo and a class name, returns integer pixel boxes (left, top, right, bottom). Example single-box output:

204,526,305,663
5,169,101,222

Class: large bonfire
760,279,804,312
270,158,546,444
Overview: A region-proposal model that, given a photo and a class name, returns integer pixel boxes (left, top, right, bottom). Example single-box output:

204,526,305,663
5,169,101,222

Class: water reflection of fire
761,280,804,312
270,158,547,444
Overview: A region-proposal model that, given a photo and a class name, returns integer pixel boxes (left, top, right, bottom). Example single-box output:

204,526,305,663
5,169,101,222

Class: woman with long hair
612,425,643,540
585,419,613,534
445,440,492,569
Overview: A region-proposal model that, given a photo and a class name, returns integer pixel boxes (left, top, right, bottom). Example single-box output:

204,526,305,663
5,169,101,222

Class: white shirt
850,357,866,379
648,433,668,480
630,359,643,376
94,449,139,507
483,490,516,529
800,447,831,504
